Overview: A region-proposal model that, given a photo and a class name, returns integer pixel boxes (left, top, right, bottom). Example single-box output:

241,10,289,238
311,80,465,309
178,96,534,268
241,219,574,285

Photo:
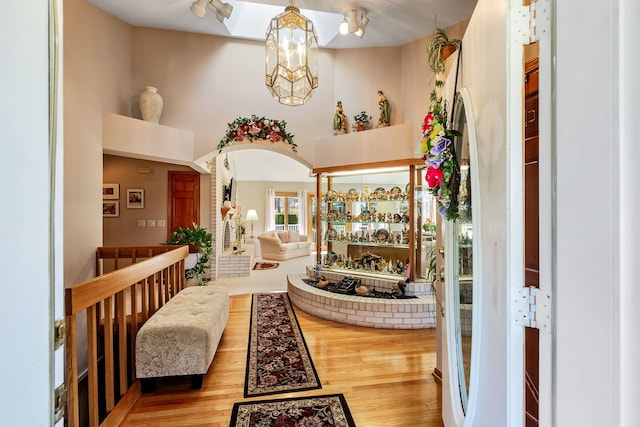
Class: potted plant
352,111,372,132
426,28,461,74
425,247,444,317
165,223,214,285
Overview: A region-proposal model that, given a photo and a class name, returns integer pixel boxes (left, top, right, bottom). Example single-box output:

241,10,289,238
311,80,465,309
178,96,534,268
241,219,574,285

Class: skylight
223,0,344,47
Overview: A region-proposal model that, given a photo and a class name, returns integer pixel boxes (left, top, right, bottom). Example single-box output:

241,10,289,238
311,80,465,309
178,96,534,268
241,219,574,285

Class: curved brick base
287,273,437,329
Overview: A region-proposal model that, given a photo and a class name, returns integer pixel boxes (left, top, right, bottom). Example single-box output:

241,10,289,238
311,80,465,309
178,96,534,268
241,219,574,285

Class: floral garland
217,115,296,153
420,81,461,220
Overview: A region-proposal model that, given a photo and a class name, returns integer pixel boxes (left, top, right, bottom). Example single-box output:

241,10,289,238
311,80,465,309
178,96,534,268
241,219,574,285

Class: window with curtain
274,192,299,232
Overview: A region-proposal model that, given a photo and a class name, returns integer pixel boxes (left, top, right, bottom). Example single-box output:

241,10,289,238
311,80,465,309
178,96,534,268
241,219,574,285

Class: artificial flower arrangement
352,111,372,131
422,218,436,232
217,115,296,153
421,80,461,220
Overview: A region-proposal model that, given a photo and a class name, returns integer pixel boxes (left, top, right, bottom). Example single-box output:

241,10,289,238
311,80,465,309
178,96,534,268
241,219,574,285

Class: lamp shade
265,2,318,106
246,209,259,222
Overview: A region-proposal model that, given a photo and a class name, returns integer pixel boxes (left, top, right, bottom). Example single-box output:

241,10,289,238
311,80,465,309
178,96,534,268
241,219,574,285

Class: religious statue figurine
377,90,390,128
333,101,348,135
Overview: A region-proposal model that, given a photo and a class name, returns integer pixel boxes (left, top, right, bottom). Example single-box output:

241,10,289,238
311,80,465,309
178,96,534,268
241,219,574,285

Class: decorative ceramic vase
139,86,163,123
357,121,366,132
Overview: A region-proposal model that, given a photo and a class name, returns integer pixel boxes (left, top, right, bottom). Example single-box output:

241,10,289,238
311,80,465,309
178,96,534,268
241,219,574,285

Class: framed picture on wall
102,183,119,200
103,201,120,217
127,189,144,209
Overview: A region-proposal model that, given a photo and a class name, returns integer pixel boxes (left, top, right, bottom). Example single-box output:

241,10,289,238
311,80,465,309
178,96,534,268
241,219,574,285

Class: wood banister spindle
65,311,79,427
67,246,188,426
117,291,128,397
87,304,99,427
104,296,115,412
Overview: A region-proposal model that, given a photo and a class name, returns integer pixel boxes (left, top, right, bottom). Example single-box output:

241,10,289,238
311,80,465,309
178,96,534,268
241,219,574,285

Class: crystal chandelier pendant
265,1,318,106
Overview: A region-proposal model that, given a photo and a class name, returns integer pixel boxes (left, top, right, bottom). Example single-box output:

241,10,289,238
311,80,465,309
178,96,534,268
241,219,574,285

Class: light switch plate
147,220,156,227
158,220,166,227
137,220,146,227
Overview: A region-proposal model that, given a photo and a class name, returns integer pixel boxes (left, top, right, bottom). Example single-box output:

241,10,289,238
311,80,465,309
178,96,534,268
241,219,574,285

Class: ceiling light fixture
190,0,207,18
339,8,369,38
339,15,349,35
265,0,319,107
190,0,233,23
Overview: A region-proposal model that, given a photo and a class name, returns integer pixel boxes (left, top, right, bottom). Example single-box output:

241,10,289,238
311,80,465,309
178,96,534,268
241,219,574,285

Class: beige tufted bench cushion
135,285,229,392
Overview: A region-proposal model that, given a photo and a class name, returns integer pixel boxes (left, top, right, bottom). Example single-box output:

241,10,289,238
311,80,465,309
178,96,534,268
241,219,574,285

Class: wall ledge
102,113,207,172
312,123,418,170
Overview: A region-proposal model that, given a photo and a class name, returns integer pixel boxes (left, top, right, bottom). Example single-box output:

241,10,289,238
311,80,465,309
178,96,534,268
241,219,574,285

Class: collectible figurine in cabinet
363,184,370,201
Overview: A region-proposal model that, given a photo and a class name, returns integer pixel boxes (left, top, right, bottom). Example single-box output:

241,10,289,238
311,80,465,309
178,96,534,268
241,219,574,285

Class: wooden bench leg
191,374,204,389
139,378,157,393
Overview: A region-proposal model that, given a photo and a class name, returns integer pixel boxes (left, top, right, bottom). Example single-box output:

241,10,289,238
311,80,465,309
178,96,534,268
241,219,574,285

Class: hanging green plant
426,28,461,74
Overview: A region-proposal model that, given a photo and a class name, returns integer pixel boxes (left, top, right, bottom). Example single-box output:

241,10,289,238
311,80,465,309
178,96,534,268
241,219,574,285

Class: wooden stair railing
65,245,189,427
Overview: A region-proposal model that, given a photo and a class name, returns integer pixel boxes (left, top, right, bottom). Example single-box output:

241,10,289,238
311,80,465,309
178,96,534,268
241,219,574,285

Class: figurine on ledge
333,101,348,135
377,90,390,128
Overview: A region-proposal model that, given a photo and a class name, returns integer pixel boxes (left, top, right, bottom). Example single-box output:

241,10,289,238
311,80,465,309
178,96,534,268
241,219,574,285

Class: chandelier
265,0,318,106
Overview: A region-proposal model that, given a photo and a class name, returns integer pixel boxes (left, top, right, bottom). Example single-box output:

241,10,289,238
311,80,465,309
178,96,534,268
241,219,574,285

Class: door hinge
54,384,67,423
512,0,551,45
514,286,551,330
54,318,65,350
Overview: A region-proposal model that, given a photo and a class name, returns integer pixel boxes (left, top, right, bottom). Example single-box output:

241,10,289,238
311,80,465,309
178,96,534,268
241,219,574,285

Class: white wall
447,0,508,425
0,2,53,425
619,2,640,425
554,0,640,424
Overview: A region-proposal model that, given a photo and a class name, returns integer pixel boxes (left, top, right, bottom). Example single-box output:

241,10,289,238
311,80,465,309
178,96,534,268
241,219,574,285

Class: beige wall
64,0,132,284
401,20,470,147
64,0,133,374
103,155,209,246
129,28,406,163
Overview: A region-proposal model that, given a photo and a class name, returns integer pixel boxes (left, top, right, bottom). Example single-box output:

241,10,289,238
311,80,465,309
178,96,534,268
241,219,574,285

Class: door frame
507,1,553,425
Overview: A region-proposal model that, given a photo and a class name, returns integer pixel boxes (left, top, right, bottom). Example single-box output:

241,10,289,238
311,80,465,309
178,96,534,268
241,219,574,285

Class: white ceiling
87,0,477,49
88,0,477,182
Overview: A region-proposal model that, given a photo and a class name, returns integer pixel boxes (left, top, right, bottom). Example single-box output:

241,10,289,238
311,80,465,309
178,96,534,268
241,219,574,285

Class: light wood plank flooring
120,293,441,426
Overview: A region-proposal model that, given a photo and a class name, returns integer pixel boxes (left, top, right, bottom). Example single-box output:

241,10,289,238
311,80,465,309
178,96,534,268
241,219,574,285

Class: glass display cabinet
313,161,433,282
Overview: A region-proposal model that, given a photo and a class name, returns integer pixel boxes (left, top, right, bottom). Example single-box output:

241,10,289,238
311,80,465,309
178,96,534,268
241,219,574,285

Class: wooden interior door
168,171,200,236
523,57,540,426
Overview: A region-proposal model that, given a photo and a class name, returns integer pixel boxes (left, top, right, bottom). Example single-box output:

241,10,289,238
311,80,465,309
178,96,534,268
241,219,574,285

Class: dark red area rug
229,394,356,427
244,293,321,397
253,261,279,270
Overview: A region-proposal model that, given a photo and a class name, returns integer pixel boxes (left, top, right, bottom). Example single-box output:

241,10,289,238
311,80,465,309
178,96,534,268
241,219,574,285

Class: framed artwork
127,189,145,209
102,183,120,200
103,201,120,217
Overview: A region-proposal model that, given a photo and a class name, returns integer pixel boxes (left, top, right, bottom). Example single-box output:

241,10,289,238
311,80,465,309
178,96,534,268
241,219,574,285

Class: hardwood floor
120,293,442,426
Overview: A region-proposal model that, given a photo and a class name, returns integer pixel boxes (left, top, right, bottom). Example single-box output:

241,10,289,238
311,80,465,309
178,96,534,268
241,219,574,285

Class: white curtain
297,189,308,236
265,188,275,231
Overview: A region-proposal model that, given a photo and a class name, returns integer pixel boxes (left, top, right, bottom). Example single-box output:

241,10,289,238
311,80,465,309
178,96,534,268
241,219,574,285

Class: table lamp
246,209,259,239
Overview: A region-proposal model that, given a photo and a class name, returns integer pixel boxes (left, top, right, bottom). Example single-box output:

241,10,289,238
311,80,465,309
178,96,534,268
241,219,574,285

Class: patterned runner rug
244,292,321,397
229,394,356,427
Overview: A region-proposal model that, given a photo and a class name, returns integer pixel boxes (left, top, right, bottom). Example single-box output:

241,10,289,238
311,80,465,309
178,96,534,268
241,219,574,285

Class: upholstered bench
135,285,229,392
